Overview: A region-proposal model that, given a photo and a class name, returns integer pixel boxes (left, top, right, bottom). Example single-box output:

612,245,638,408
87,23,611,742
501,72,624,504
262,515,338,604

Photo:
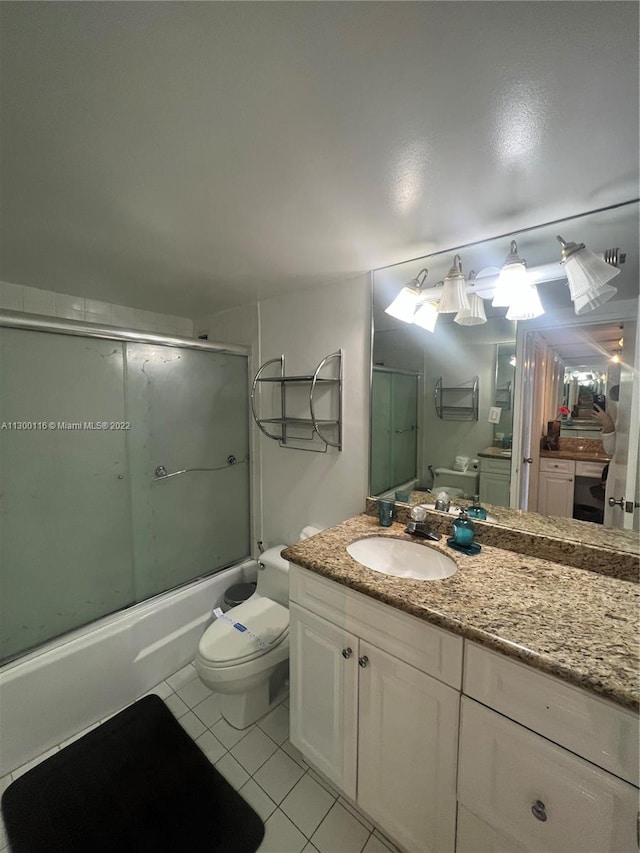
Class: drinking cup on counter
394,489,411,502
377,500,395,527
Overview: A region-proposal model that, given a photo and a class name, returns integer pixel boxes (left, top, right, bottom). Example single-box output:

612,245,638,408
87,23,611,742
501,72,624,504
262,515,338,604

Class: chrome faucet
404,505,442,541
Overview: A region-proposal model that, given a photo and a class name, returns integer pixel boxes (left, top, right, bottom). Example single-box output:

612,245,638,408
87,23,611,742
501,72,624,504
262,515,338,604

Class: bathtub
0,559,257,777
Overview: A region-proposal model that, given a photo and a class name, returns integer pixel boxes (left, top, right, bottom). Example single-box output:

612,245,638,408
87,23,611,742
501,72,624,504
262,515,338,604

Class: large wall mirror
370,200,639,549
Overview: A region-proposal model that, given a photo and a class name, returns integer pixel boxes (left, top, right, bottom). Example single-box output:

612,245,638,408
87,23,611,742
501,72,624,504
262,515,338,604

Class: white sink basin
347,537,457,580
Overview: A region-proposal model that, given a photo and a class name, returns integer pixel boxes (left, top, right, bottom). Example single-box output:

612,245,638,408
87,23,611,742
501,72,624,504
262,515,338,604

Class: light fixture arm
556,235,585,262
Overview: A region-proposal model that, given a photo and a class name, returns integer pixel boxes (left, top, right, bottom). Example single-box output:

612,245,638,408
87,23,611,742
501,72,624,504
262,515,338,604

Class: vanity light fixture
509,355,517,367
505,281,545,321
557,235,620,314
384,268,429,322
454,272,487,326
611,351,621,364
492,240,529,308
438,255,470,314
413,291,440,332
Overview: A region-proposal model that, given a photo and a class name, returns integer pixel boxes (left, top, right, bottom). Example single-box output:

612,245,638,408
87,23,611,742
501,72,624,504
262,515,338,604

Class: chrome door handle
358,655,369,668
531,800,547,822
341,648,352,659
609,496,625,508
523,457,533,464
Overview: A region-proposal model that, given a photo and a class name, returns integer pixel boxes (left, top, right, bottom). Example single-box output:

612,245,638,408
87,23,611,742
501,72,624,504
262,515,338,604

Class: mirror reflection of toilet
195,527,321,729
432,467,479,499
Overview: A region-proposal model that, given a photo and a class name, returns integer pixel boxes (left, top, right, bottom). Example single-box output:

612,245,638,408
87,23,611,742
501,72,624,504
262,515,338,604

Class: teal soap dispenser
448,509,481,554
467,495,488,521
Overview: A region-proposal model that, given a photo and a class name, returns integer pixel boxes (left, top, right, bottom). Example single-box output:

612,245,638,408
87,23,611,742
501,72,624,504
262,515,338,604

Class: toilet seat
198,595,289,668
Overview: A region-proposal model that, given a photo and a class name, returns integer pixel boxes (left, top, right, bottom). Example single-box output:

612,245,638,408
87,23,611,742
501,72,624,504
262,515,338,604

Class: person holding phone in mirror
591,384,618,455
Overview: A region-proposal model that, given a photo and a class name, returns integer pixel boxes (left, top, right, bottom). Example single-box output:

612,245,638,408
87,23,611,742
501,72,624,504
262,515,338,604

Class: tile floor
0,663,402,853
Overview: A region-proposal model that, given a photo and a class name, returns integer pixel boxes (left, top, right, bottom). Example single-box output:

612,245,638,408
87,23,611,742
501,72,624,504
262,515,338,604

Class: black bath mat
1,694,264,853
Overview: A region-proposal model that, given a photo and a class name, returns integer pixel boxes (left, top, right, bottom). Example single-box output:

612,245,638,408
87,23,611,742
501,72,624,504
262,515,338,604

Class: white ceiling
1,2,638,317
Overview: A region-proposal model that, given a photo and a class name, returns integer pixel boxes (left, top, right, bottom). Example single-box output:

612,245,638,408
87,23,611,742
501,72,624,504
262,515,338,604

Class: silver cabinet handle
358,655,369,668
341,648,352,659
524,457,533,464
609,496,625,508
531,800,547,822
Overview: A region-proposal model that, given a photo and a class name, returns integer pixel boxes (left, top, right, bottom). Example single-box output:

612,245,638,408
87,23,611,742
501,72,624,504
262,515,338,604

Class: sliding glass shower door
0,326,250,664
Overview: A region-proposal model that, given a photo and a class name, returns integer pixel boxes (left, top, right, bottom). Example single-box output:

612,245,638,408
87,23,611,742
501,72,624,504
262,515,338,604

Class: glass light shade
454,293,487,326
438,275,470,313
384,285,421,322
492,261,528,307
506,283,544,321
413,299,439,332
562,250,621,300
572,283,618,315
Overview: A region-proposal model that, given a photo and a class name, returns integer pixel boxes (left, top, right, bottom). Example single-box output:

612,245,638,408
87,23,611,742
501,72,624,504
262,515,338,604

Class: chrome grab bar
153,455,248,482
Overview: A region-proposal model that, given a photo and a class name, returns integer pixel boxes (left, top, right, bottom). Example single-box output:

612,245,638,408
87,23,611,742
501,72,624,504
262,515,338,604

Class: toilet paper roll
299,525,323,540
258,545,289,571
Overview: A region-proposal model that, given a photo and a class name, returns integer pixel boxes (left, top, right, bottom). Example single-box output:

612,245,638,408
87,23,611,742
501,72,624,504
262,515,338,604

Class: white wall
199,274,371,550
0,281,194,336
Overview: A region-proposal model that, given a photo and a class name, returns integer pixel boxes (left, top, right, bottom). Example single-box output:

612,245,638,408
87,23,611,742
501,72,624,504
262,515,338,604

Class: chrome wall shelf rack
251,350,342,452
434,376,479,421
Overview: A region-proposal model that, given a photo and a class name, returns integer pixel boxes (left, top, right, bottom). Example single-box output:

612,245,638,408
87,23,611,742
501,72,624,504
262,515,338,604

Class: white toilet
194,539,303,730
432,467,479,499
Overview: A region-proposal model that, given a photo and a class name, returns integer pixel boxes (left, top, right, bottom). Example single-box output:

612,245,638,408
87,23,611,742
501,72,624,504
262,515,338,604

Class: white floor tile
192,693,223,727
178,711,207,740
166,662,198,691
281,772,336,838
164,693,189,719
231,727,278,774
176,678,212,709
312,802,371,853
140,680,174,701
195,730,227,765
253,748,305,804
239,778,277,822
59,722,99,749
258,808,307,853
214,753,250,790
258,703,290,745
363,834,394,853
12,746,59,780
211,717,253,749
338,797,374,831
282,739,309,769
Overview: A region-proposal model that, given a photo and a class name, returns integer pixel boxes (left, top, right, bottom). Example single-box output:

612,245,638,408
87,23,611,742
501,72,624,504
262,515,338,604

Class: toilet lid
199,596,289,666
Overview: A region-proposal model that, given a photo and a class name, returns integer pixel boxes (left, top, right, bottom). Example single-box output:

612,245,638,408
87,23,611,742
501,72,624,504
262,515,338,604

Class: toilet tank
256,546,289,606
433,468,479,497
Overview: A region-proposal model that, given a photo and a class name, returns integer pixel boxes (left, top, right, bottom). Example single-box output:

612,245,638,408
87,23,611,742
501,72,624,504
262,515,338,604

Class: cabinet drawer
479,457,511,475
458,697,639,853
289,564,463,688
464,642,639,786
539,457,575,474
457,805,528,853
576,460,607,478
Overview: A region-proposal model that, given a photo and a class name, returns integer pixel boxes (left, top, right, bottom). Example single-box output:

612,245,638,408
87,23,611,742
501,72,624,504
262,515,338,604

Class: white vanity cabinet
289,565,462,853
537,458,575,517
458,643,639,853
479,456,511,507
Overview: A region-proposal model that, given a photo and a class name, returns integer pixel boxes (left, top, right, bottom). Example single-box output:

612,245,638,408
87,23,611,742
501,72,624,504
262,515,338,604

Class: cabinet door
479,472,511,507
289,604,358,798
458,697,639,853
537,471,574,517
357,641,458,853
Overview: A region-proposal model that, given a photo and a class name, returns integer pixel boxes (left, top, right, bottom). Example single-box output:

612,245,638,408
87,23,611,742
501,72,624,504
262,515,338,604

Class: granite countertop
540,449,612,462
478,446,512,459
282,514,639,712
